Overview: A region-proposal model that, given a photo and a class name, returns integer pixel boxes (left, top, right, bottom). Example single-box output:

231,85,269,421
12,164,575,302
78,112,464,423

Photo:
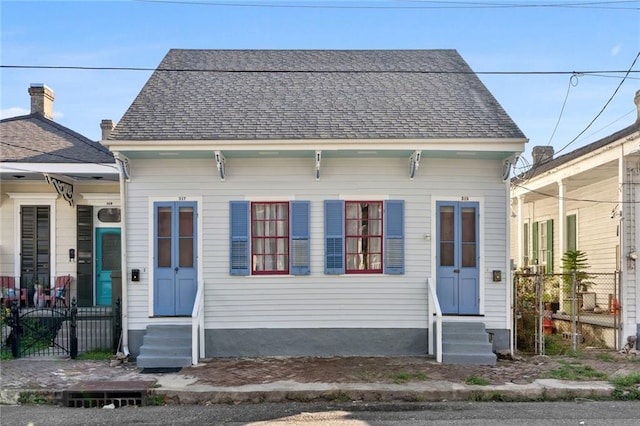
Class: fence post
9,300,20,358
113,296,122,353
70,297,78,359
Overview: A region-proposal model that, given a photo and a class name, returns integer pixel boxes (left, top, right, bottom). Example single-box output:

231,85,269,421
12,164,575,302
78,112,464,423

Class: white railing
426,277,443,363
191,281,205,365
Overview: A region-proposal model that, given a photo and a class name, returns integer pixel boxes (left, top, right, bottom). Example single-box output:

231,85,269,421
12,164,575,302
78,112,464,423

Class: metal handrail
426,277,442,363
191,281,205,365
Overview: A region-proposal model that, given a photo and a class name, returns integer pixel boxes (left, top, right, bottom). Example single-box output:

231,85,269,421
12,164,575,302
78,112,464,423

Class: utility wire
0,140,117,167
512,182,640,204
1,64,639,76
133,0,640,10
514,50,640,181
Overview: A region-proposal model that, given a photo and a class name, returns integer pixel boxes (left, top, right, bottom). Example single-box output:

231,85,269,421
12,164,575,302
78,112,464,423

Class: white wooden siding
125,156,510,331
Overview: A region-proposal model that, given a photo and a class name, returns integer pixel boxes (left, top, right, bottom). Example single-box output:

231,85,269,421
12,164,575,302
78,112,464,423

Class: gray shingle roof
0,114,114,164
109,49,526,142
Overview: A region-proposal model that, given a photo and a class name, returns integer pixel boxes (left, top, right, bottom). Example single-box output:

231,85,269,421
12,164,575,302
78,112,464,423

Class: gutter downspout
115,152,130,357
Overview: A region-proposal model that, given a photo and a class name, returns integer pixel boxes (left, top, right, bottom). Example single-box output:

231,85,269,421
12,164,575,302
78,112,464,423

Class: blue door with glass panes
436,201,479,315
153,202,197,316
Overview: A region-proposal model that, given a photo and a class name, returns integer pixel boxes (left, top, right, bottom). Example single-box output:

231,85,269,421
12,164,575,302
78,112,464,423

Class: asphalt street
2,401,640,426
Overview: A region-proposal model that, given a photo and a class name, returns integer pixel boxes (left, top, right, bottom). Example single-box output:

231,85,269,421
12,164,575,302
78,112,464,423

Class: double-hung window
532,219,554,273
325,200,404,275
230,201,310,275
252,202,289,275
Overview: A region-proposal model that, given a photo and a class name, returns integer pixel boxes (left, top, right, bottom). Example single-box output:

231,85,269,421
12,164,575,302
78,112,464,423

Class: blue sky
1,0,638,169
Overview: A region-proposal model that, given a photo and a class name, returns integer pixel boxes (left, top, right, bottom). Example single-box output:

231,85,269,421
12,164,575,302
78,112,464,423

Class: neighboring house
103,49,527,366
510,90,640,348
0,84,121,308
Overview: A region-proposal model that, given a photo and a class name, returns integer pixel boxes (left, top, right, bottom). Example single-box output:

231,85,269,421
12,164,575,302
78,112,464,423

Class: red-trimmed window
345,201,383,273
251,202,289,274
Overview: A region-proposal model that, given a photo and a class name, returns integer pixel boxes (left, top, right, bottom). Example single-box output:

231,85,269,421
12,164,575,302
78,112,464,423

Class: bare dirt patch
183,351,640,387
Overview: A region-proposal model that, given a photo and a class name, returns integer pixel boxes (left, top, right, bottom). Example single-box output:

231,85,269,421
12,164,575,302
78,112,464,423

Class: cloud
0,107,29,119
611,45,621,56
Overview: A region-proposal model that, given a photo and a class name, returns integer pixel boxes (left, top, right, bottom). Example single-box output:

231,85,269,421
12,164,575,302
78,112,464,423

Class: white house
510,90,640,349
103,49,527,366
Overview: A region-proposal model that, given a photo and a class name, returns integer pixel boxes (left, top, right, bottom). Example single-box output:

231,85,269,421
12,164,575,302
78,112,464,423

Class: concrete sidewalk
0,357,617,406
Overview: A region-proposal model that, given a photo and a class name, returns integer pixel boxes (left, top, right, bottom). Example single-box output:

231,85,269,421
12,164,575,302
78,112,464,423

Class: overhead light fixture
409,150,421,180
315,151,321,181
215,150,225,181
13,175,25,179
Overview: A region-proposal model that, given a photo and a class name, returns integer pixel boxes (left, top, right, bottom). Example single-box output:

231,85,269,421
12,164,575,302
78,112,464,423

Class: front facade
0,84,121,308
104,50,527,358
510,90,640,348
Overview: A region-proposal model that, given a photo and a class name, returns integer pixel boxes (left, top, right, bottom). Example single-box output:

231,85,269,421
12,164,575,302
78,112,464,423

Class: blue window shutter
385,200,405,274
290,201,310,275
229,201,250,275
324,200,344,274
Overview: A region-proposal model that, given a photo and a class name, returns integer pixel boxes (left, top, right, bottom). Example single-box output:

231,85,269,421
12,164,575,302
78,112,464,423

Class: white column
557,180,565,271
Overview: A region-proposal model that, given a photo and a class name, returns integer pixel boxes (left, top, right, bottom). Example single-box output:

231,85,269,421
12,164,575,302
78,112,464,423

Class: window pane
461,207,476,243
179,238,193,267
158,239,171,267
368,237,381,252
252,238,263,254
440,242,454,266
158,207,171,237
440,207,454,241
179,207,193,237
97,208,121,223
462,244,476,267
368,203,382,219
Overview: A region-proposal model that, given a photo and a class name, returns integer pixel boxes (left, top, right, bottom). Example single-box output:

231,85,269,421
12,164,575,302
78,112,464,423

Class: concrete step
441,321,496,366
136,324,192,369
136,354,192,369
442,342,494,354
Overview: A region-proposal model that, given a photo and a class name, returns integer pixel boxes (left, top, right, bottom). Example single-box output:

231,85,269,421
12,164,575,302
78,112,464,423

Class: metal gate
1,298,121,358
514,271,621,354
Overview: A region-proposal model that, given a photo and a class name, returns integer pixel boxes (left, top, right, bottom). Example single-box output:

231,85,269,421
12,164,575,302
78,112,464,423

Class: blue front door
96,228,121,306
154,202,197,316
436,201,480,315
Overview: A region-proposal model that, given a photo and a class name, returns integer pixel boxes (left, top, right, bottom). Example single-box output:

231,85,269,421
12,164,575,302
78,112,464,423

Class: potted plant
561,250,591,313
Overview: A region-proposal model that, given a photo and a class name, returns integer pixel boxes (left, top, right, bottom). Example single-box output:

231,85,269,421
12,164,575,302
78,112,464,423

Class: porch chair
44,275,72,308
1,276,27,308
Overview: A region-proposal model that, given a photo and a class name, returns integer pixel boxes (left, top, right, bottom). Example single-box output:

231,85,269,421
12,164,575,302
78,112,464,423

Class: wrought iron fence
513,271,621,354
1,297,122,359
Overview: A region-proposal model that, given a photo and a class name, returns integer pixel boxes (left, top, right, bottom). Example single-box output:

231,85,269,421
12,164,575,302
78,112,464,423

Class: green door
96,228,121,306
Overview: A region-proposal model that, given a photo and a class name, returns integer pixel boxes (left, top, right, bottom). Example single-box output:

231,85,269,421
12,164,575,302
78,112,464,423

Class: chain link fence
514,271,621,354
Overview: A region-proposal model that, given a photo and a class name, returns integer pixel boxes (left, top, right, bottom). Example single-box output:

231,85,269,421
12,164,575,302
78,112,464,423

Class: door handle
453,269,460,273
174,267,179,273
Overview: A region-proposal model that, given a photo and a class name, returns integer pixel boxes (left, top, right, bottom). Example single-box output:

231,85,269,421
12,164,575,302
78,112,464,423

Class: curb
153,379,616,405
1,379,616,406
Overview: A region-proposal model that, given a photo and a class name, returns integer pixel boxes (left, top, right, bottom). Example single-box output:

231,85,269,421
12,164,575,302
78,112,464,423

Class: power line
0,140,116,167
512,182,640,204
512,50,640,180
133,0,640,10
1,64,639,77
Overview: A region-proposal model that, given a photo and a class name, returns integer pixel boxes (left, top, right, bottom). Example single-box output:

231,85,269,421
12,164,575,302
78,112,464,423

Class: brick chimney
28,84,54,120
531,146,554,165
634,90,640,123
100,119,115,140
